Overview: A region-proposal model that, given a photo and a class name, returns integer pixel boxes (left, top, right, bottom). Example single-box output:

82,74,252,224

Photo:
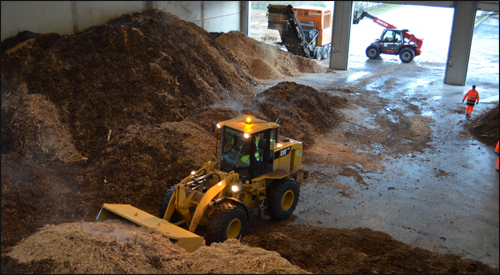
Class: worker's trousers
465,105,475,116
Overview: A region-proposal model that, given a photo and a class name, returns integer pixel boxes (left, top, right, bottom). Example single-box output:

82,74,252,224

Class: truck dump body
267,4,332,60
268,4,310,57
293,6,332,46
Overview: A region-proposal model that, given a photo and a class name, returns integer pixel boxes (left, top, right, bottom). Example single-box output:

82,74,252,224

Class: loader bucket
96,203,205,252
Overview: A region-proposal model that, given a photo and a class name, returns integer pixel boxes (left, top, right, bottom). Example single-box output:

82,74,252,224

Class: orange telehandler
353,11,424,63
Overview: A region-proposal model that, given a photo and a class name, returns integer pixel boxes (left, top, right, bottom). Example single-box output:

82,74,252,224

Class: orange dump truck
268,4,332,60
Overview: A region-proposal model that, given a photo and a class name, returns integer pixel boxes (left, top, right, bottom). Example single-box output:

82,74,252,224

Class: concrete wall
1,1,245,42
153,1,242,32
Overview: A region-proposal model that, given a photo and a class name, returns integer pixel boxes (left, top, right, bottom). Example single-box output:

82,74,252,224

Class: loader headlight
191,171,196,175
231,185,240,192
243,133,250,139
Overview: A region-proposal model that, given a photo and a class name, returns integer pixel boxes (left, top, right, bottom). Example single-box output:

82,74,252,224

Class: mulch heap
241,221,499,274
80,121,219,217
243,81,349,146
1,219,308,274
214,30,326,80
1,8,255,160
468,103,499,147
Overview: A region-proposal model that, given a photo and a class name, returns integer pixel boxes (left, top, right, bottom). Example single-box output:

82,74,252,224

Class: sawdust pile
242,222,499,274
2,220,308,274
468,103,499,147
1,9,255,159
215,31,326,80
244,82,349,146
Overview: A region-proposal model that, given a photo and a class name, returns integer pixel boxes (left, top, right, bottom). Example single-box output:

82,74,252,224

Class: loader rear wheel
205,201,248,245
158,186,182,223
366,45,380,59
267,177,300,220
399,48,415,63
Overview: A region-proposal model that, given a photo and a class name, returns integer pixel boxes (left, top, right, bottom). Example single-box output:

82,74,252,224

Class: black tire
267,177,300,220
316,47,323,61
366,45,380,59
205,201,248,245
158,185,183,223
399,48,415,63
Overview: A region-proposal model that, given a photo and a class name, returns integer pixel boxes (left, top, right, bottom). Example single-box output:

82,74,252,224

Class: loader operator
240,137,261,165
462,85,479,119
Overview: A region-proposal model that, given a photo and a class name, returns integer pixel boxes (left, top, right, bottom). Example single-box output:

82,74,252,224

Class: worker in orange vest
462,85,479,119
495,140,499,171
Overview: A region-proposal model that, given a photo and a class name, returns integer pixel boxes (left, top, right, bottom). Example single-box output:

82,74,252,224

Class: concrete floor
258,16,499,269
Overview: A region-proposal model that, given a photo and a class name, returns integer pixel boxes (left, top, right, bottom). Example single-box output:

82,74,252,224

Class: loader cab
215,115,279,180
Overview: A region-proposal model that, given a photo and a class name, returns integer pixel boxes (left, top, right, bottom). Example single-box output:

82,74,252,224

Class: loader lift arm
353,11,423,51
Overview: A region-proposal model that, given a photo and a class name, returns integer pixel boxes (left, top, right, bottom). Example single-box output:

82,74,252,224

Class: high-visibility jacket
463,89,479,105
240,139,261,164
254,138,261,161
495,141,499,153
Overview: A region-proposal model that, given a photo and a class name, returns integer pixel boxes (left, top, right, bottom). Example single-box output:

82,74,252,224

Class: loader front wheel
267,177,300,220
206,201,248,245
158,186,182,223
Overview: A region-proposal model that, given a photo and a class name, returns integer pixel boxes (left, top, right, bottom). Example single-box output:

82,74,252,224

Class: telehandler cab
96,115,309,252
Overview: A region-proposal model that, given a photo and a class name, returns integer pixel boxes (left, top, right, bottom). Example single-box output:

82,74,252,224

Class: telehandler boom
96,115,309,252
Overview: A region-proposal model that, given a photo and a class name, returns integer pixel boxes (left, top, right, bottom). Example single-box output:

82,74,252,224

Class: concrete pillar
329,1,353,70
444,1,477,86
240,1,250,35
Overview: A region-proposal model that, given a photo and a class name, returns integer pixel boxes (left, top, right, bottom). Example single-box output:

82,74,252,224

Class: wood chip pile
1,9,255,160
244,81,349,146
215,30,326,80
242,222,498,274
81,121,219,217
468,103,499,146
2,220,309,274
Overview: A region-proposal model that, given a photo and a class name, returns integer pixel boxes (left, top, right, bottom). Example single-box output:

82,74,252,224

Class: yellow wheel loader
96,114,309,252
